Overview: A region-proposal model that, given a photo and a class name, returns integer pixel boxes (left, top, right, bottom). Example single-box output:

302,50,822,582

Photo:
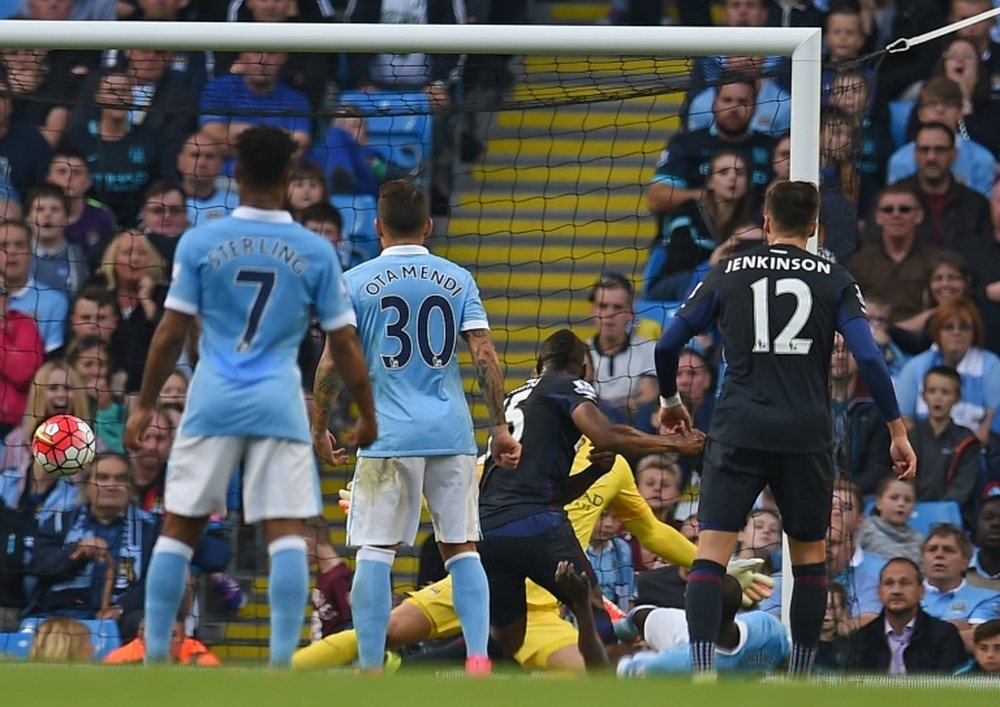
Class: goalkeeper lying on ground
292,440,774,672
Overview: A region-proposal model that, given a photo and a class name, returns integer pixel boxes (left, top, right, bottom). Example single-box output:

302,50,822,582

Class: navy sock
789,561,827,677
686,559,726,673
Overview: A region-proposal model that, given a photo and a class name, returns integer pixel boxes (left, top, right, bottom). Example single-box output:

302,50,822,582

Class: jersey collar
381,245,430,256
232,206,293,223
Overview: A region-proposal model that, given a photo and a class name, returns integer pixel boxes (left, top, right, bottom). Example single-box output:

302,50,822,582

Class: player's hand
123,405,153,453
554,560,591,608
726,558,777,608
587,448,616,474
665,427,706,456
347,415,377,449
658,404,692,434
312,426,350,467
337,481,353,513
490,428,521,469
890,435,917,481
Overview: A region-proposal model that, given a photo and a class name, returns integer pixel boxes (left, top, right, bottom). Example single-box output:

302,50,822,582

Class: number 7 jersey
677,243,866,453
344,244,489,457
165,207,356,442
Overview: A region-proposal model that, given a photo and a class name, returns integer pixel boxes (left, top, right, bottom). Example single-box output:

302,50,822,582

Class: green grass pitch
2,664,999,707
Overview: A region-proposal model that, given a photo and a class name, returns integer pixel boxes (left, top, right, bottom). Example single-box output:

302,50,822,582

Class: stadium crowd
0,0,998,678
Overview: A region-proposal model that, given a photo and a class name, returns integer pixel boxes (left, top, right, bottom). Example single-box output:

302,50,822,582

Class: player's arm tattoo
463,328,506,427
312,345,342,430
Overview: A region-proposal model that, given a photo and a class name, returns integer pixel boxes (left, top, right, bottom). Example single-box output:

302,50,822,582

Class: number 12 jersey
677,243,867,453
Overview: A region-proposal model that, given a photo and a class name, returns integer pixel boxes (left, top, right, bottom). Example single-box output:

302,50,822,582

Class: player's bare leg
686,528,738,680
439,540,491,675
261,517,311,667
144,512,209,662
785,537,827,678
387,601,435,647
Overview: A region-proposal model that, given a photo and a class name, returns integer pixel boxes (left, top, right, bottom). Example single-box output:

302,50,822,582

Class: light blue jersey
345,244,488,457
166,206,355,442
618,612,790,677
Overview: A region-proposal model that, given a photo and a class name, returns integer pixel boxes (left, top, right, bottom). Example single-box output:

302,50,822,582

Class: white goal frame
0,19,821,626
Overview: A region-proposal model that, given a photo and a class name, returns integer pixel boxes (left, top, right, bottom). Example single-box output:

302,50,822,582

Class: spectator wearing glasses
849,185,940,323
887,122,992,251
137,181,189,271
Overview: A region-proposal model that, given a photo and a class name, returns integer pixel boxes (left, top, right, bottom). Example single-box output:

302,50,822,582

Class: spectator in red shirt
0,274,45,437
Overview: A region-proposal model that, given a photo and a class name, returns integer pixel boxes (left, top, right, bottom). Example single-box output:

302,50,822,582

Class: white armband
660,394,682,409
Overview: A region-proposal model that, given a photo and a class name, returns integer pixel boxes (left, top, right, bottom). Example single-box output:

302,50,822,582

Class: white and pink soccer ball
31,414,97,476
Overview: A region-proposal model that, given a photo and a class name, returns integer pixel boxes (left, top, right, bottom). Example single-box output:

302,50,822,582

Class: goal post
0,20,822,187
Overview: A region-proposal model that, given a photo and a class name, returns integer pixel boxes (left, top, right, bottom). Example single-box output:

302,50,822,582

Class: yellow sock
291,629,359,671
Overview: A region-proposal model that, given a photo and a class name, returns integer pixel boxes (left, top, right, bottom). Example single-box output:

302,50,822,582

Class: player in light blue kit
616,574,790,677
124,126,377,667
312,180,520,676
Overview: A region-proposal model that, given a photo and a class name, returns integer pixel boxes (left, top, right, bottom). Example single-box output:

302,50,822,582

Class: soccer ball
32,414,97,476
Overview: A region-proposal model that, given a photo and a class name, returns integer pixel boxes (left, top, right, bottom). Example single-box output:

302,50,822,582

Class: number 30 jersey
344,244,489,457
678,243,866,453
166,206,355,442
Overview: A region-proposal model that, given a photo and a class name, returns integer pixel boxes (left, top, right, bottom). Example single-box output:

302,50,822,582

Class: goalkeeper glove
726,557,777,608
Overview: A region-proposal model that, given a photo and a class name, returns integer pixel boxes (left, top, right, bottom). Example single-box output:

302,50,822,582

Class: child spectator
865,296,909,378
823,6,867,67
735,508,782,570
585,509,636,613
26,184,89,298
300,202,366,271
856,475,924,564
66,336,123,453
815,582,854,673
907,365,982,526
286,160,328,222
956,619,1000,674
311,105,382,196
27,616,93,662
635,454,682,525
46,146,116,259
0,273,45,437
305,517,353,641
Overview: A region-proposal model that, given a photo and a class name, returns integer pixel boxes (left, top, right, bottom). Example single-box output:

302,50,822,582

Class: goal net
0,19,903,665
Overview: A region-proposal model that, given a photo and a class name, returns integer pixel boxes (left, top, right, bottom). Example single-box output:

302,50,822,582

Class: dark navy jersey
677,243,867,453
479,372,597,530
652,127,774,196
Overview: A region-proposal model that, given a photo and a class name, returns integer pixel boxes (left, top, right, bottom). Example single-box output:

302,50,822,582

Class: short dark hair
764,181,819,238
143,179,184,204
923,365,961,395
875,184,921,210
589,272,634,303
73,284,117,311
300,202,342,230
920,76,963,108
915,121,956,147
923,523,972,559
537,329,588,375
377,179,429,237
27,182,71,215
974,619,1000,644
879,556,923,583
235,126,297,191
51,144,88,165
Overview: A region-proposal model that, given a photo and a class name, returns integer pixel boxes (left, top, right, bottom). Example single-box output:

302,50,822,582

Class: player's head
376,179,432,245
234,125,297,196
762,180,819,242
537,329,588,377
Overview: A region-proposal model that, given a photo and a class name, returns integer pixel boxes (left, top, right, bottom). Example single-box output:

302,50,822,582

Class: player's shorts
514,607,579,669
346,455,479,547
479,520,598,628
698,439,833,542
165,435,320,524
405,578,461,638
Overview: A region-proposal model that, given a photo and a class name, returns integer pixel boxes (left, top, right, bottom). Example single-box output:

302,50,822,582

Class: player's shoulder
540,371,597,401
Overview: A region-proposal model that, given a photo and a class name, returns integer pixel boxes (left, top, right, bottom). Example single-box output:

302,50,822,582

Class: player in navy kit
653,181,917,678
478,329,706,660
